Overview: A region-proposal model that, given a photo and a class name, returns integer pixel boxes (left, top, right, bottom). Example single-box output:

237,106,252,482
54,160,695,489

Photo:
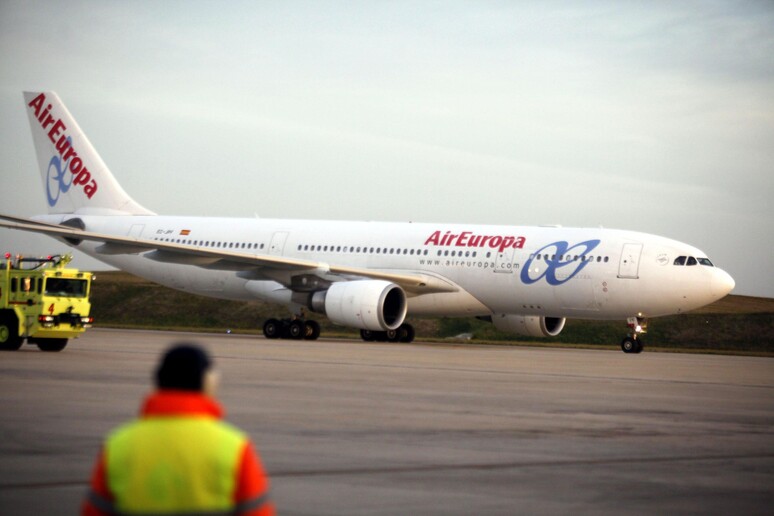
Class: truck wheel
0,313,23,351
36,338,68,352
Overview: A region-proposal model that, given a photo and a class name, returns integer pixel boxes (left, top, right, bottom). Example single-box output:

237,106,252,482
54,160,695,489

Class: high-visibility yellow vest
105,415,247,513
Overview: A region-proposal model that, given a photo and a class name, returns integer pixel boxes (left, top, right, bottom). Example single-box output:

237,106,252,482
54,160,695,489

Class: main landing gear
360,323,415,343
621,316,647,354
261,318,416,343
263,318,321,340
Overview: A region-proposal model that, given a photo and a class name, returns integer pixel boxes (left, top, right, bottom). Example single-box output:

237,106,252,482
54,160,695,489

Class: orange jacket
82,391,274,515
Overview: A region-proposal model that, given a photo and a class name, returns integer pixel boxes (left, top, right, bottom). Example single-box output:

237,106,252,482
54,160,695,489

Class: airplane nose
711,269,735,298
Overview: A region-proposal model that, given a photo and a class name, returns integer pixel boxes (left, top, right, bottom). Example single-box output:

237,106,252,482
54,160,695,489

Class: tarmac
1,328,773,515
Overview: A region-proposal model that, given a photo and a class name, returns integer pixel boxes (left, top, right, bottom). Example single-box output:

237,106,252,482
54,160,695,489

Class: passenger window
674,256,686,266
686,256,698,266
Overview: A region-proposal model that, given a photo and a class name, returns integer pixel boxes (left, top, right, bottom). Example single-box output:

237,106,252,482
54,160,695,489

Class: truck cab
0,253,94,351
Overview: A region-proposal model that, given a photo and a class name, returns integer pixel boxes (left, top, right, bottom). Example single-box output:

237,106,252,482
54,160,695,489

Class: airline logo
424,230,526,254
521,240,601,286
27,93,98,206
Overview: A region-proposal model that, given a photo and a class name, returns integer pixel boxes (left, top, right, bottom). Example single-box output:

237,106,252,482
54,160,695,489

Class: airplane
0,91,735,353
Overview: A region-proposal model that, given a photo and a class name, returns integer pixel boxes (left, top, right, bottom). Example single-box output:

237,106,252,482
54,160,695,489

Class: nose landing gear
621,317,647,354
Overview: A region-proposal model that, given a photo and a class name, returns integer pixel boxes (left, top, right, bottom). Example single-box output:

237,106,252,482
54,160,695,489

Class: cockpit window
675,255,713,267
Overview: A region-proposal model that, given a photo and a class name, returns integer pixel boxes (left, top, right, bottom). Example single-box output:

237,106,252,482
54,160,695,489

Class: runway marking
268,451,774,478
5,341,773,390
3,452,773,490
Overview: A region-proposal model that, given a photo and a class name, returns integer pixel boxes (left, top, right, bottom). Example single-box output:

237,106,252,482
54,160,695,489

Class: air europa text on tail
28,93,98,199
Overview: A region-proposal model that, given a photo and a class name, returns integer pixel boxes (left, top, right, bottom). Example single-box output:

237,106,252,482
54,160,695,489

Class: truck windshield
44,278,88,298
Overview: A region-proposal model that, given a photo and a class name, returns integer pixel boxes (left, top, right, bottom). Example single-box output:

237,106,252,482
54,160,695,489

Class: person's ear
203,370,220,398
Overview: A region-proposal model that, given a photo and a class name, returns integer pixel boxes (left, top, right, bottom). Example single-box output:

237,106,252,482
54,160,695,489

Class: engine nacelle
311,280,407,331
492,314,566,337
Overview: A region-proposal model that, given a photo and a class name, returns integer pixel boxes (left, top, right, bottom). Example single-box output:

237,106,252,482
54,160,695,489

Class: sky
0,0,772,298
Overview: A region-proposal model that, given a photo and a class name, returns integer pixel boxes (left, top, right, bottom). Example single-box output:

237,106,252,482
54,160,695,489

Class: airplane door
269,232,289,256
618,243,643,279
494,248,516,274
128,224,145,238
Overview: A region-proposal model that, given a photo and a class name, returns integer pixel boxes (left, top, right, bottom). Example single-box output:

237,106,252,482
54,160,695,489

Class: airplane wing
0,215,457,295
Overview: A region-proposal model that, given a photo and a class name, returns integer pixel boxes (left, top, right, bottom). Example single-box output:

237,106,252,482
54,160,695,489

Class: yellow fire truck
0,253,94,352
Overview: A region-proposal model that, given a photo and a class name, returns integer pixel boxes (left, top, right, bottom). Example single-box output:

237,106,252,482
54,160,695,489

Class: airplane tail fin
23,91,154,216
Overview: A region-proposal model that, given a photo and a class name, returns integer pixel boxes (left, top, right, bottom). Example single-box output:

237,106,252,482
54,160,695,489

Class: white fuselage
39,214,734,321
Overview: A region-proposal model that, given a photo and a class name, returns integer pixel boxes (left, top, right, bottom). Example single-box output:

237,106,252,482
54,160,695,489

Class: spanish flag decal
180,229,191,236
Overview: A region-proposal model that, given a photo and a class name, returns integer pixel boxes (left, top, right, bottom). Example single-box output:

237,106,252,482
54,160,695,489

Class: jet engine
492,314,566,337
311,280,407,331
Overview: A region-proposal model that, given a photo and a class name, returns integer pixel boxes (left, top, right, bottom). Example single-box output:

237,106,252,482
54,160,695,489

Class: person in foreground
82,343,274,515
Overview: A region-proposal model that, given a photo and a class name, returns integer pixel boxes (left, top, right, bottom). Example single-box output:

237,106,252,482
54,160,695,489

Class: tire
304,320,321,340
386,329,400,342
288,320,305,340
621,336,637,354
373,331,389,342
36,338,68,352
0,313,23,351
634,340,644,354
398,324,415,343
360,329,375,342
263,318,282,339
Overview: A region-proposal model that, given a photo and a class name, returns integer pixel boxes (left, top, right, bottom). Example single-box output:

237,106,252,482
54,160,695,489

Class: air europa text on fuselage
28,93,98,200
424,230,526,253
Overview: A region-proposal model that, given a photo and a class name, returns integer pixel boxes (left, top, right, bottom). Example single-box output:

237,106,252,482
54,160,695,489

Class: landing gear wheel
288,319,305,340
386,329,400,342
36,338,68,352
621,336,642,354
398,324,415,343
0,313,22,351
360,329,376,342
263,318,282,339
304,320,321,340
